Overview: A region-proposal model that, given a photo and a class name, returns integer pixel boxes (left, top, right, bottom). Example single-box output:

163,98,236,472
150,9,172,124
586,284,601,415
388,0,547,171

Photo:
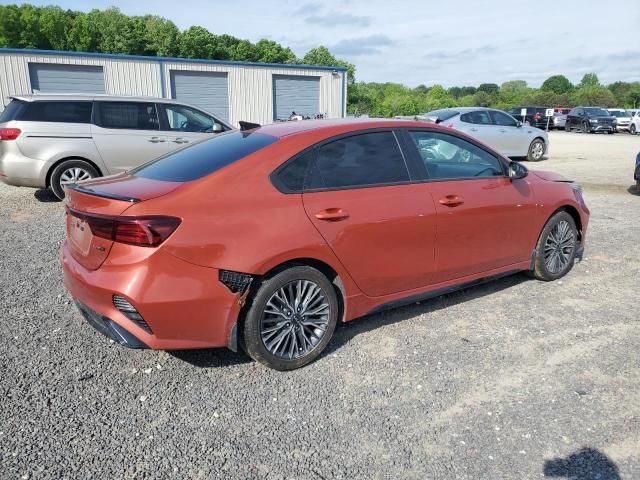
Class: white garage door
29,63,105,94
273,75,320,121
170,71,229,122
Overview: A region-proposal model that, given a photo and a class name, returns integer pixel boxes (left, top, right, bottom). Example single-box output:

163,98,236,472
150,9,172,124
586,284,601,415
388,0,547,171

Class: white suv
607,108,632,132
630,110,640,135
0,95,233,198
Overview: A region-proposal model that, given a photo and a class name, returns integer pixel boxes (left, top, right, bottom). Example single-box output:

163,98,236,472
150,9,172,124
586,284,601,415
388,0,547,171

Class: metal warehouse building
0,48,347,127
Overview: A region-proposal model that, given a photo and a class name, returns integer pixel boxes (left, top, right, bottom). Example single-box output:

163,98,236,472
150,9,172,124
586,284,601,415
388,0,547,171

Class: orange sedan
61,119,589,370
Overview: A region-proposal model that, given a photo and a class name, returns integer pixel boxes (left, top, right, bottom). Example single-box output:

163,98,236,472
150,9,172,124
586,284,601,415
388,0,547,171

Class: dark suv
507,107,549,129
565,107,616,134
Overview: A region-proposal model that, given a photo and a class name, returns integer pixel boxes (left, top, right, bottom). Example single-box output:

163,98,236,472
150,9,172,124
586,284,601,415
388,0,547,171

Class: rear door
457,110,498,147
301,130,438,297
91,101,167,173
157,103,226,152
403,129,537,283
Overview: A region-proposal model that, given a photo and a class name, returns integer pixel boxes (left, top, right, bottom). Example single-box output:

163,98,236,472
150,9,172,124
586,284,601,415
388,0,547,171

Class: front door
404,129,537,283
302,131,438,297
158,103,225,153
91,101,167,173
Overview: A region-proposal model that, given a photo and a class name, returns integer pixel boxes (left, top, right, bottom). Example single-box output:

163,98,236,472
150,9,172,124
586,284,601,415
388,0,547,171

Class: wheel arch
46,156,104,188
548,205,583,241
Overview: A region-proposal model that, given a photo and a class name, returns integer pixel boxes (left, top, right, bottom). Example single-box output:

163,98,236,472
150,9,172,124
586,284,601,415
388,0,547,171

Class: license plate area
68,214,93,256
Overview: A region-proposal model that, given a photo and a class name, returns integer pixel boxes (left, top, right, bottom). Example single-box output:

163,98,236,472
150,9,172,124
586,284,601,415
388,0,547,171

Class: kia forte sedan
61,119,589,370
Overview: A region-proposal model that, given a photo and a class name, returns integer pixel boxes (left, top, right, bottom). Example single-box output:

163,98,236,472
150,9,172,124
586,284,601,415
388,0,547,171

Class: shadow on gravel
169,347,251,368
627,184,640,196
34,188,60,202
326,272,530,355
543,447,620,480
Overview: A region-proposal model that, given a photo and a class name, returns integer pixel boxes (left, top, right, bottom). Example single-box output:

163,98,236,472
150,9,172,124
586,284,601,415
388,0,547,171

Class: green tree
65,11,99,52
178,26,222,59
578,73,600,88
0,5,22,47
477,83,499,95
39,6,71,51
302,46,355,83
255,39,298,64
139,16,180,56
571,85,616,107
626,84,640,108
541,75,573,94
459,86,477,96
447,86,463,98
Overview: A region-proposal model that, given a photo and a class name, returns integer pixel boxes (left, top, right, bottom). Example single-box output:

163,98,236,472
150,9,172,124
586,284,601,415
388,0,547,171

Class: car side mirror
213,122,223,133
516,121,522,128
508,161,528,180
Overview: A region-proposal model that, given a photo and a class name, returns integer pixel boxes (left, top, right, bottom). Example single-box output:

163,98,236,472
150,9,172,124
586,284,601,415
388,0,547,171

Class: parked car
635,151,640,190
421,107,548,161
552,111,570,130
0,94,233,199
565,107,616,134
60,119,589,370
607,109,632,132
506,107,549,129
630,110,640,135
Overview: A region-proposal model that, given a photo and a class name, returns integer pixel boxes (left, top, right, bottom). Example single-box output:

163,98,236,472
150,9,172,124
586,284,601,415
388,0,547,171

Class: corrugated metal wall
0,51,346,127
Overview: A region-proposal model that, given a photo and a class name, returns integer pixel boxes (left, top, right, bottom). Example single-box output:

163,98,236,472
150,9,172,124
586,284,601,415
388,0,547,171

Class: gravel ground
1,132,639,479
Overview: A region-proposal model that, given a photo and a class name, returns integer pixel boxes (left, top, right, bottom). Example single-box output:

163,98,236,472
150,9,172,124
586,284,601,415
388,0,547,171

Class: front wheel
631,124,637,135
530,211,578,281
242,266,338,370
527,139,545,161
50,159,99,199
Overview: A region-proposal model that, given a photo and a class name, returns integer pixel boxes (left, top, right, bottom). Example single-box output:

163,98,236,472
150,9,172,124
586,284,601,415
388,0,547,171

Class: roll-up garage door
273,75,320,120
170,71,230,122
29,63,105,94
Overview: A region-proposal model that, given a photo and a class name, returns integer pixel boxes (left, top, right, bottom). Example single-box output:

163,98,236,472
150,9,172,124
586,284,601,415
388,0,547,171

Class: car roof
253,118,450,139
11,93,189,104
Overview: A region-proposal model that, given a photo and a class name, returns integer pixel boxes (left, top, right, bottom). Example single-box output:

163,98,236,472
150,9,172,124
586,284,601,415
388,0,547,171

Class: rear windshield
0,100,25,123
21,101,93,123
131,131,278,182
423,109,459,121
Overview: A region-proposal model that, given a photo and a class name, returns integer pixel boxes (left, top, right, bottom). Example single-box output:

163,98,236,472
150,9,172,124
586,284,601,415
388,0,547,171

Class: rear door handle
148,137,165,143
469,128,478,132
314,208,350,221
439,195,464,207
172,138,189,144
499,129,507,132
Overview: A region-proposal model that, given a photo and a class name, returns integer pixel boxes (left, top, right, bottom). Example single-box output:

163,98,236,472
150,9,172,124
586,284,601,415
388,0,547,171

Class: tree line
1,4,638,117
348,75,640,117
0,4,355,80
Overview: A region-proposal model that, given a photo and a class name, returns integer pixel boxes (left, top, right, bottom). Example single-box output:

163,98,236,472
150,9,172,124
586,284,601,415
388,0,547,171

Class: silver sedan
415,107,549,161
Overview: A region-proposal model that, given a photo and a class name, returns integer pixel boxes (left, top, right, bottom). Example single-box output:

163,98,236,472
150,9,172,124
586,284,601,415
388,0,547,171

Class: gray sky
12,0,640,87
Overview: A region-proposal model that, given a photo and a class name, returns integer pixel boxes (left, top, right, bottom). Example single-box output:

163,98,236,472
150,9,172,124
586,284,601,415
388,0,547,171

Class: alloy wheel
543,220,576,274
260,280,330,360
531,141,544,160
59,167,92,185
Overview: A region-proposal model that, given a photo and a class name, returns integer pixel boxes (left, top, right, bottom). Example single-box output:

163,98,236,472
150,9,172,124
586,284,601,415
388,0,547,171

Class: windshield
131,131,278,182
608,110,628,117
584,108,610,116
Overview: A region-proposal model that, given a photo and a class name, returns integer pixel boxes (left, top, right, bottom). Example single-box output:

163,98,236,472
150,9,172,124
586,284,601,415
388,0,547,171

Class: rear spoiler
67,183,140,203
239,121,261,131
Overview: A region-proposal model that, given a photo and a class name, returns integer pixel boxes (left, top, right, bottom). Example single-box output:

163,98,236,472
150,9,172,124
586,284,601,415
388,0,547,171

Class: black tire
50,159,99,200
242,266,338,370
565,122,571,132
631,124,637,135
582,122,590,134
608,130,615,135
527,138,545,162
530,211,578,281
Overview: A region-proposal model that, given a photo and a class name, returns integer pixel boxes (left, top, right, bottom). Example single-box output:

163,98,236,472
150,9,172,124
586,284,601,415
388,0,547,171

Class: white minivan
0,94,233,198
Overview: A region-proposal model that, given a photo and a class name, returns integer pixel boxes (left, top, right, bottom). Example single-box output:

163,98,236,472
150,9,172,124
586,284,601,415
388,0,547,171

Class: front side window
460,110,491,125
20,101,92,123
490,111,518,127
409,131,504,180
308,131,409,190
161,104,219,133
96,102,159,130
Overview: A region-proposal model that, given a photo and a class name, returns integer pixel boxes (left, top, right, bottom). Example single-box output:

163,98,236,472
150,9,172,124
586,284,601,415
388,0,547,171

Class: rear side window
96,102,159,130
423,109,459,121
131,131,278,182
273,150,315,193
490,111,518,127
307,131,409,190
20,101,92,123
0,100,25,123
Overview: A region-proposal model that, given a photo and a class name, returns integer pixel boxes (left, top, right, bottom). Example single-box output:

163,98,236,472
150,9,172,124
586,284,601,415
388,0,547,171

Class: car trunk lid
64,174,183,270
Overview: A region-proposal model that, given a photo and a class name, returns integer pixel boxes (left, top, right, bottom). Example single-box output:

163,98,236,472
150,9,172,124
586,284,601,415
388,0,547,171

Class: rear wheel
631,124,637,135
565,123,571,132
581,122,590,134
50,159,98,200
527,138,545,161
242,266,338,370
530,211,578,281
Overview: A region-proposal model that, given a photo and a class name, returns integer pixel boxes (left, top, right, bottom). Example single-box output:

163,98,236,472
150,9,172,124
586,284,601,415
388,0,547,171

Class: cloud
305,13,371,27
293,3,321,16
423,45,498,63
331,34,394,56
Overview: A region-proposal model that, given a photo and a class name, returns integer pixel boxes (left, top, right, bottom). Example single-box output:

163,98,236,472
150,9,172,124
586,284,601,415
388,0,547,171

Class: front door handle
172,138,189,144
439,195,464,207
469,127,478,132
314,208,350,221
148,137,165,143
499,129,507,132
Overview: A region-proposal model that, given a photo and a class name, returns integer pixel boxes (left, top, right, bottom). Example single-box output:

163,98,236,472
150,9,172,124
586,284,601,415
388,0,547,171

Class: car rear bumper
0,147,48,188
61,242,242,350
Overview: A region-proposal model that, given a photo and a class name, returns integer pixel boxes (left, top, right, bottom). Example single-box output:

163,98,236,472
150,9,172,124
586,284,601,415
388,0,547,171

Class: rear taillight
0,128,21,140
68,208,181,247
533,113,542,121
